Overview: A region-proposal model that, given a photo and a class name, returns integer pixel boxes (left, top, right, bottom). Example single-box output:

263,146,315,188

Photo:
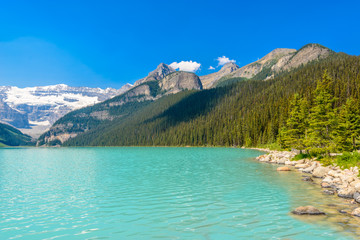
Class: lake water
0,147,358,239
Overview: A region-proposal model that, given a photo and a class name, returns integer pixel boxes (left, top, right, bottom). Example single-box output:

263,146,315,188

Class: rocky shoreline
255,149,360,217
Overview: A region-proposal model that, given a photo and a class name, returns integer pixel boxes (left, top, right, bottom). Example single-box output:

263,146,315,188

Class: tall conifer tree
305,71,336,155
335,97,360,151
281,94,308,151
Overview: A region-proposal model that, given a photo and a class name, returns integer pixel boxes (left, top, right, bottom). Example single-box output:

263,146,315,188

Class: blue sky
0,0,359,88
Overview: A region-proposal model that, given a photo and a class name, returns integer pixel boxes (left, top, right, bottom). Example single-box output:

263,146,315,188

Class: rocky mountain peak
199,62,239,89
273,43,333,72
220,62,240,72
152,63,175,78
118,83,133,94
134,63,175,86
204,43,334,84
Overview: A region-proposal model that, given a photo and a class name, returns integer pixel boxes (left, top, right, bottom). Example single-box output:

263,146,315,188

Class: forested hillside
0,123,33,146
61,53,360,147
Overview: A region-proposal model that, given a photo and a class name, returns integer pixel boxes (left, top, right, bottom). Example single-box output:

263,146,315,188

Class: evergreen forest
60,53,360,155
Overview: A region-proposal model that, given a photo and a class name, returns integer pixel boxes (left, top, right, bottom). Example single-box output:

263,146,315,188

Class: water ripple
0,147,357,239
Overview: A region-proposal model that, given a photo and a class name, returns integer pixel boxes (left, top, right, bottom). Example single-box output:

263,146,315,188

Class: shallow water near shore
0,147,359,239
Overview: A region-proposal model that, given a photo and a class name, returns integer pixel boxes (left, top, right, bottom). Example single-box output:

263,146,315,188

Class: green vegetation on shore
280,69,360,169
281,70,360,154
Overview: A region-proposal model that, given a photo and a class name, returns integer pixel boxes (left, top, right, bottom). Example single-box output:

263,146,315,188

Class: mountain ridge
38,43,338,146
0,43,338,145
200,43,333,88
38,66,202,145
60,52,359,147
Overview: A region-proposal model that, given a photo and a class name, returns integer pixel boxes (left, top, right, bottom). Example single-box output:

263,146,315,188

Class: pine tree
305,71,336,155
281,94,308,151
335,97,360,151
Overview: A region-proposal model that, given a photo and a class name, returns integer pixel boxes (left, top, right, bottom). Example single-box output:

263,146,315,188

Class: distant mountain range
0,43,342,146
0,84,131,137
35,43,337,146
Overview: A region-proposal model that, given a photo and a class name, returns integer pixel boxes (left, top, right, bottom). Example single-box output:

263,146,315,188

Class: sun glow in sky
0,0,359,88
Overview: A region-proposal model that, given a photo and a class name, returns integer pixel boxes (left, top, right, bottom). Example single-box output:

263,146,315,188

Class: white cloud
216,56,236,66
208,66,215,70
169,61,201,72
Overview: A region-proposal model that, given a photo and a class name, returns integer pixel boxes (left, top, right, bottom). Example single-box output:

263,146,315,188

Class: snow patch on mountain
0,84,129,137
5,86,100,109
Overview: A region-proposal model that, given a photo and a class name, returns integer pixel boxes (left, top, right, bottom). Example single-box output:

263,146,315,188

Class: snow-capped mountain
0,84,132,137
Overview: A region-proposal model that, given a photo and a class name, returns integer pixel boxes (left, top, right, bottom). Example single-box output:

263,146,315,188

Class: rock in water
277,166,291,171
321,182,332,188
323,190,335,195
351,208,360,217
292,206,325,215
302,176,313,182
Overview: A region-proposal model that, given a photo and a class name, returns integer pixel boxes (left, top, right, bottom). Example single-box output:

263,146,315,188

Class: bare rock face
160,72,202,94
124,85,151,98
0,99,29,128
109,71,202,107
118,83,133,93
200,62,239,89
206,43,333,86
228,48,296,79
277,44,332,71
292,206,325,215
134,63,175,86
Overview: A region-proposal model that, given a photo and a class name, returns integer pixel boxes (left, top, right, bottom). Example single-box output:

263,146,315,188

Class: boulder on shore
312,167,330,178
337,187,356,199
302,162,318,173
354,182,360,192
295,163,309,169
277,166,291,171
353,192,360,203
291,206,325,215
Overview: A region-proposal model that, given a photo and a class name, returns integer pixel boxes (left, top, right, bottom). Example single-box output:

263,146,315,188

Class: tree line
62,53,360,148
280,71,360,154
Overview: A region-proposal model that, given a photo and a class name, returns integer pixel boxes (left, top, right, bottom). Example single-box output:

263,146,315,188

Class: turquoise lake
0,147,358,239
